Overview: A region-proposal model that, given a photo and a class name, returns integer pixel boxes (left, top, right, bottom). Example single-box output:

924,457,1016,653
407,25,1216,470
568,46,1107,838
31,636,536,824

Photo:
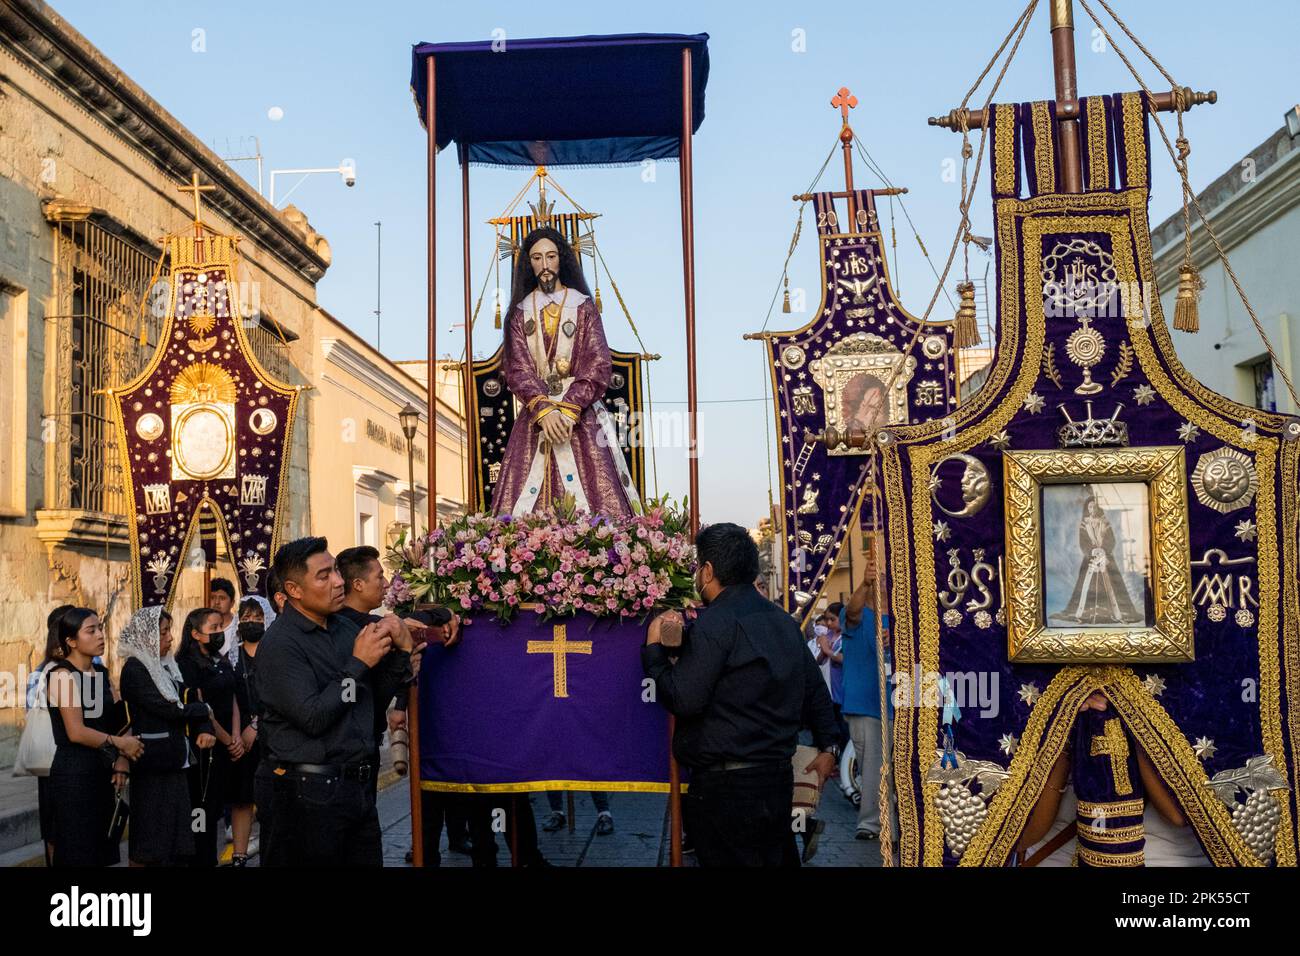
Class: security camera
340,159,357,188
345,173,356,187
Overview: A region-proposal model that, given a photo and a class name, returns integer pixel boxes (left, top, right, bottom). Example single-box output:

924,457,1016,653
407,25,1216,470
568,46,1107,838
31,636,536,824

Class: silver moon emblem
483,378,502,398
136,412,164,442
922,335,947,359
611,373,625,390
931,453,991,518
249,407,278,436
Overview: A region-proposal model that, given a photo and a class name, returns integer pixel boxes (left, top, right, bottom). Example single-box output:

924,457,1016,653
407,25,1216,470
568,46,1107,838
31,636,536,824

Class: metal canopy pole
410,51,436,870
668,42,700,871
461,148,475,508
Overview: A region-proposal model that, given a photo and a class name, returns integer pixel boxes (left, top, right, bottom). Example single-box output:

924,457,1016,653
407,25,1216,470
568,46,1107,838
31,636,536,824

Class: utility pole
375,221,383,350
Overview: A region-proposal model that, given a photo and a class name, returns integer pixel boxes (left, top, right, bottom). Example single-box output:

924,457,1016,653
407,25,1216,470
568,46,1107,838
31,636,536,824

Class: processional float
407,33,709,866
874,0,1298,867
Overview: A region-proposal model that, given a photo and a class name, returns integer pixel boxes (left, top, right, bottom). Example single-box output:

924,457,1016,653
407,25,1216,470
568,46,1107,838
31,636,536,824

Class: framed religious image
1002,446,1193,663
809,332,916,456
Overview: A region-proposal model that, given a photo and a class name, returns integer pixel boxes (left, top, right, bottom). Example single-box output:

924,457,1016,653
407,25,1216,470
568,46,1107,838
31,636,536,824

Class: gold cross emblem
1090,717,1133,795
526,623,592,698
177,171,215,232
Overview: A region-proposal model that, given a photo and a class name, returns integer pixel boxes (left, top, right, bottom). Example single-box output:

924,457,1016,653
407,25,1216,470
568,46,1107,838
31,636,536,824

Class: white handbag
13,670,57,777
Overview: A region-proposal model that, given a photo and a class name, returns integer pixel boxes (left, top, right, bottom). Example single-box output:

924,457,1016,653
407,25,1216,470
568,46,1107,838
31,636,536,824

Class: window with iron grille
48,216,162,516
1251,356,1278,413
47,213,295,518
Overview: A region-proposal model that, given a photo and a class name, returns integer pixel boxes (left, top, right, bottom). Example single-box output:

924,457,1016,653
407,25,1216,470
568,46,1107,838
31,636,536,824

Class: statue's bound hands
539,410,573,446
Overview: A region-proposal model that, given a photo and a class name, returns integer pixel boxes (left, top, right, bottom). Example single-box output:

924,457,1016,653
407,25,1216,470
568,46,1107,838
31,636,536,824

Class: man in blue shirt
839,550,890,840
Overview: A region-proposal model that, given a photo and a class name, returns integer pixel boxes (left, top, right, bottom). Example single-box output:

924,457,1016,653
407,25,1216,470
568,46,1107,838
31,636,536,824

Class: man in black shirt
643,523,839,867
257,536,419,866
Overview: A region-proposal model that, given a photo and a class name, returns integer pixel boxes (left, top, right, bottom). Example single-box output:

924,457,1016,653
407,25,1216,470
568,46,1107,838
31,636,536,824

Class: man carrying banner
643,523,840,866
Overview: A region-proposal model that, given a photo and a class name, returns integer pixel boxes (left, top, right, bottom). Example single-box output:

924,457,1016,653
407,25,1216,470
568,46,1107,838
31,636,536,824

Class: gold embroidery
994,103,1018,197
422,779,686,794
1078,821,1146,844
1087,96,1110,190
1078,845,1145,867
1031,101,1057,194
526,623,592,698
1091,718,1135,795
1078,798,1145,819
1120,92,1148,190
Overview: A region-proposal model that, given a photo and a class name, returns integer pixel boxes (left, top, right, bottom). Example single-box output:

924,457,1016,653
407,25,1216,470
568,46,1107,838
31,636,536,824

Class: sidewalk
0,775,40,860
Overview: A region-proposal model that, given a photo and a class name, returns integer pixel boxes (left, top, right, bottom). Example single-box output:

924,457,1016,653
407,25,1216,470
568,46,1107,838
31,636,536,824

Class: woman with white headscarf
119,606,216,867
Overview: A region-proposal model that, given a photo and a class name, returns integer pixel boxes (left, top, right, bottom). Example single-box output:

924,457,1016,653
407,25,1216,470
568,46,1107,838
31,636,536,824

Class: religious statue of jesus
490,226,642,518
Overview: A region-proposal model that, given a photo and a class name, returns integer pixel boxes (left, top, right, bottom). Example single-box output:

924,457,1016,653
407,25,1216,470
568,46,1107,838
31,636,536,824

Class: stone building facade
0,0,463,764
1152,113,1300,416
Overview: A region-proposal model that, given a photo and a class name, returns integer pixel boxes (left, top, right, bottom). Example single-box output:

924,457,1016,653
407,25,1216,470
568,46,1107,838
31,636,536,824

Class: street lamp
399,402,421,538
268,159,356,207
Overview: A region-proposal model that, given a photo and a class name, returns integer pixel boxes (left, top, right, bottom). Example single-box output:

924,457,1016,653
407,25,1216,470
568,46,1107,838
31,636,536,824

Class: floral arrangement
383,495,697,622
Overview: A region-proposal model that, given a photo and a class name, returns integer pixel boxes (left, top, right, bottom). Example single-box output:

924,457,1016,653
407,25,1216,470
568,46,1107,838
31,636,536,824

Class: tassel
782,276,792,314
493,299,502,330
954,281,981,348
1173,262,1202,333
594,286,603,312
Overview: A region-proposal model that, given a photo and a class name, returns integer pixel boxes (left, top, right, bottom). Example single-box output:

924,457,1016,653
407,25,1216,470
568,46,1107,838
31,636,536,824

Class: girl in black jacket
176,607,240,866
119,607,216,866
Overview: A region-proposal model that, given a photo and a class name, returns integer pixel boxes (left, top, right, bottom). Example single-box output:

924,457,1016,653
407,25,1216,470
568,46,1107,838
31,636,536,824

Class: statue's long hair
504,226,591,368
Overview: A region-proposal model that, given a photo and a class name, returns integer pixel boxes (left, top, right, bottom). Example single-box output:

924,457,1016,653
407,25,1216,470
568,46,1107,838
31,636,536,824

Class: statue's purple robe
490,293,637,517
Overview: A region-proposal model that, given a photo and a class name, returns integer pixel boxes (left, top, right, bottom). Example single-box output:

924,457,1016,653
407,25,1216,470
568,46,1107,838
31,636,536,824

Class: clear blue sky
53,0,1299,525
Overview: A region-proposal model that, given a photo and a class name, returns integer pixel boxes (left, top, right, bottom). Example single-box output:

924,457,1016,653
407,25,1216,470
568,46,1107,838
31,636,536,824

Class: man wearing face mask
227,598,271,865
643,523,840,867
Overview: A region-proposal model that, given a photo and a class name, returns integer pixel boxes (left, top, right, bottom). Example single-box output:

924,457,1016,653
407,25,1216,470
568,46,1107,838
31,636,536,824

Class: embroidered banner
765,188,959,618
882,94,1300,867
109,233,299,605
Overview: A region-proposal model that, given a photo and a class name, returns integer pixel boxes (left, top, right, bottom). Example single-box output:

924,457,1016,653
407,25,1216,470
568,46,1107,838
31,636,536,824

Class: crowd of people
23,523,890,869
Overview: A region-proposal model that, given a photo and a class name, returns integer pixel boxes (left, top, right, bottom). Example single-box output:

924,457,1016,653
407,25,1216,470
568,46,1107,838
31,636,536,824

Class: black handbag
107,787,129,845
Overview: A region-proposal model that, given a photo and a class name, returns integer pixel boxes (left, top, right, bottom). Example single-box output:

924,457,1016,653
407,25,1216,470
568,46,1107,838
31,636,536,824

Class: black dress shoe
450,836,474,855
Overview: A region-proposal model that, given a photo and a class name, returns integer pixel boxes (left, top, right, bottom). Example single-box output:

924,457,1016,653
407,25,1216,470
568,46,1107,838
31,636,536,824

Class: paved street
378,776,884,868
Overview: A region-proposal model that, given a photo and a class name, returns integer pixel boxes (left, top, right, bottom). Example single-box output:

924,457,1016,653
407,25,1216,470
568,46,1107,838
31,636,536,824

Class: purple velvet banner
417,610,673,791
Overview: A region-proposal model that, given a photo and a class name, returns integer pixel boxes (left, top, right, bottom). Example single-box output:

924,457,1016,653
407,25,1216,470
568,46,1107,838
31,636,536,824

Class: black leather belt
697,759,786,774
279,761,373,782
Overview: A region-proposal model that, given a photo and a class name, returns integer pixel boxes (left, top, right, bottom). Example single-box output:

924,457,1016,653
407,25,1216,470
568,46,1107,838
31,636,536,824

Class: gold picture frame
1002,446,1193,663
809,332,916,457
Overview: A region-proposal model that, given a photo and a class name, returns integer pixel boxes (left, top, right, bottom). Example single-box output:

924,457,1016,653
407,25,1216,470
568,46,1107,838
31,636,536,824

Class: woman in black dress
176,607,241,867
29,603,73,866
229,596,274,865
119,606,217,866
44,607,143,867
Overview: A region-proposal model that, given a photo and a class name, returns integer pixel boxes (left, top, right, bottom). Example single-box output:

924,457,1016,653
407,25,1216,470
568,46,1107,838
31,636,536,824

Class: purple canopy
410,32,710,167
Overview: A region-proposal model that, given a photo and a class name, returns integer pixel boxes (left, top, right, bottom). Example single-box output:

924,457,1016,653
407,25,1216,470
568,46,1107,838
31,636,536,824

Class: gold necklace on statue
539,287,569,339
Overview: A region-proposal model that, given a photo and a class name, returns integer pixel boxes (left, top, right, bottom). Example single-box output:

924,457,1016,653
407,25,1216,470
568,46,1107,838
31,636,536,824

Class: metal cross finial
831,87,858,126
177,171,215,233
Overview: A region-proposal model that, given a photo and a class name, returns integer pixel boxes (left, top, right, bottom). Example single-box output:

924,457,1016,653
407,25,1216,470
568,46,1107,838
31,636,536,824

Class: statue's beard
537,271,558,294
